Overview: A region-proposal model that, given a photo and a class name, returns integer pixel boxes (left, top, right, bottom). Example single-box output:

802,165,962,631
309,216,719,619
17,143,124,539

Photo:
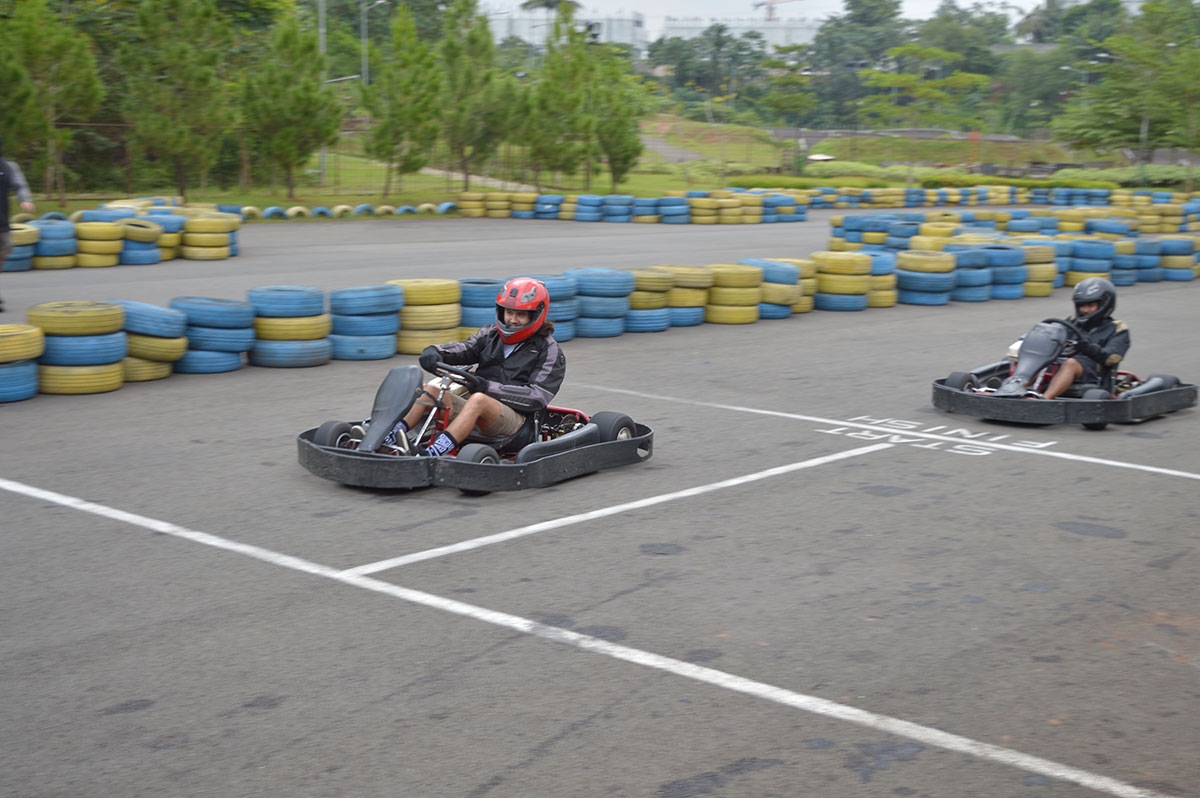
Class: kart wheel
945,371,975,391
1080,388,1111,430
314,420,355,449
591,411,636,442
457,443,501,496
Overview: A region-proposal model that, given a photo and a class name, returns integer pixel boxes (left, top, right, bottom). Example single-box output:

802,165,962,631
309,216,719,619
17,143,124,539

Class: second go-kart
297,363,653,493
932,317,1197,430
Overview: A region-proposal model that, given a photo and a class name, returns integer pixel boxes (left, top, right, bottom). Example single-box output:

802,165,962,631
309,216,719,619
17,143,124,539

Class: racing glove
1075,340,1103,362
418,347,439,373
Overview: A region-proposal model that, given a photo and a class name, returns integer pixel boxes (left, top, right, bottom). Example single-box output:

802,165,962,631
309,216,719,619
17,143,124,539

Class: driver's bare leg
422,392,505,456
1043,358,1083,399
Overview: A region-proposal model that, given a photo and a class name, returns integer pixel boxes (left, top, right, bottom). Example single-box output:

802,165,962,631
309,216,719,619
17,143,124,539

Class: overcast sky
487,0,1038,41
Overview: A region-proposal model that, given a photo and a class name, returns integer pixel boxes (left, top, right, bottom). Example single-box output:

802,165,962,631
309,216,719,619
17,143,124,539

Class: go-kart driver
1039,276,1130,399
386,277,566,457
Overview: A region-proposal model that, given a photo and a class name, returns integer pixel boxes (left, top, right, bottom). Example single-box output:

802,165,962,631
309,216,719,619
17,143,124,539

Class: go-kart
932,317,1197,430
297,363,653,493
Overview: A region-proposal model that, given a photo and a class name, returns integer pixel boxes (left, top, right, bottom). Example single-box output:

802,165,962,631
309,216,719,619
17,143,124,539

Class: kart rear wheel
591,412,636,442
945,371,975,391
1080,388,1112,430
457,443,501,496
314,420,355,449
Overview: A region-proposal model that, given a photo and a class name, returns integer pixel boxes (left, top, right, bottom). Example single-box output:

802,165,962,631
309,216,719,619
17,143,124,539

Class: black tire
591,411,636,442
1080,388,1111,430
945,371,974,391
314,420,354,448
457,443,501,496
1147,373,1180,390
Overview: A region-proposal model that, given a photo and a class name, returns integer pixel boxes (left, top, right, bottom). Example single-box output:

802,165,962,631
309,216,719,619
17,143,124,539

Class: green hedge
920,175,1120,189
1050,165,1196,188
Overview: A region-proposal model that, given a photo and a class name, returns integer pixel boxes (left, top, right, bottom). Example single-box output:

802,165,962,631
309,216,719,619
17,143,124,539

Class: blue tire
978,244,1025,267
547,297,578,321
757,302,793,319
1137,266,1164,282
955,268,992,287
814,292,868,311
105,299,188,337
40,211,69,221
35,238,78,256
397,205,417,215
574,212,603,222
457,279,505,307
1071,257,1111,272
186,325,256,352
118,247,161,265
436,202,457,214
667,306,706,327
511,211,535,219
519,274,577,300
174,350,243,373
990,265,1029,285
1162,267,1195,281
896,269,956,292
329,285,404,315
460,305,496,327
738,258,799,283
151,215,186,233
552,318,575,341
170,297,256,328
38,332,127,366
1160,238,1195,255
263,206,287,219
602,215,632,223
1135,239,1163,255
578,294,631,318
330,312,399,336
3,258,33,272
991,283,1026,299
249,338,333,367
951,285,991,302
354,204,375,216
30,219,76,239
0,360,38,402
575,316,625,337
122,239,159,252
247,286,325,317
661,215,691,224
563,267,635,297
328,334,396,360
898,289,951,306
1110,269,1138,286
8,244,35,259
624,308,671,332
311,206,333,217
1070,240,1117,259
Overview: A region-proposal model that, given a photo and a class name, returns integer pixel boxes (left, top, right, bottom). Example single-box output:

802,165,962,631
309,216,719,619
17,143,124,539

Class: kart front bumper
297,424,654,490
931,380,1198,425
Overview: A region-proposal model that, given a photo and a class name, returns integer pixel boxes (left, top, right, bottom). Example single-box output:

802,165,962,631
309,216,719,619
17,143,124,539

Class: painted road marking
0,474,1176,798
341,443,892,577
576,384,1200,481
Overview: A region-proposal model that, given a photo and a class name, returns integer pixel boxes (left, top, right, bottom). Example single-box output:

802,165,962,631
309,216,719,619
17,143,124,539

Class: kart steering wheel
1042,317,1086,354
435,362,484,391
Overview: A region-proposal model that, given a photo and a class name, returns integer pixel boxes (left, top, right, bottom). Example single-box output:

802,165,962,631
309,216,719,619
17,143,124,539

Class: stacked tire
704,264,761,324
862,251,898,308
3,223,38,272
688,196,719,225
457,192,486,218
119,219,163,266
737,193,763,225
739,258,801,318
650,265,711,327
1019,244,1059,296
329,284,405,360
522,274,579,341
535,194,564,220
509,192,538,220
658,196,690,224
631,197,660,224
1065,239,1114,287
563,267,634,337
182,213,239,260
108,300,189,382
602,195,634,223
458,278,505,336
764,258,817,313
150,215,186,261
625,269,673,332
389,279,461,353
483,193,511,219
31,220,76,270
74,222,123,268
28,301,126,394
1158,236,1197,281
946,247,992,302
170,297,255,374
248,286,332,368
574,195,604,222
812,251,871,311
895,250,957,305
0,324,45,401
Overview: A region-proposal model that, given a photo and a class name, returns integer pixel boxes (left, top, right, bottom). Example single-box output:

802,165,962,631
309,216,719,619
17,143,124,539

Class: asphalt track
2,213,1198,798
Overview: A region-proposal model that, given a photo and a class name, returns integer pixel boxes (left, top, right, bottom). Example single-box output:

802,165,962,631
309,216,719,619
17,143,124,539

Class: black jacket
1,157,33,232
431,325,566,414
1070,315,1130,370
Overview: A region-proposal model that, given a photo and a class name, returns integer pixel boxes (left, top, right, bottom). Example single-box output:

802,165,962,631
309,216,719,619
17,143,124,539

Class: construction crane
753,0,801,21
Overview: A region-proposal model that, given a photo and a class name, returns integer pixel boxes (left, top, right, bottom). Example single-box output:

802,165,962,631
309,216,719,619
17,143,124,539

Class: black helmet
1072,277,1116,330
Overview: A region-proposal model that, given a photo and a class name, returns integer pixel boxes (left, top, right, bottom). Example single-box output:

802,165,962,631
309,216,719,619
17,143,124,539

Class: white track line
341,442,892,577
0,474,1175,798
577,383,1200,481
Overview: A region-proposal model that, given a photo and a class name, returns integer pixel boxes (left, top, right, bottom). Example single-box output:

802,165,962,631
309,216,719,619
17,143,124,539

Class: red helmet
495,277,549,343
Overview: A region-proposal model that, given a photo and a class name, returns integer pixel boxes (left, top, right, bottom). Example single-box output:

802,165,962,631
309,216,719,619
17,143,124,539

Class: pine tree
590,51,647,192
438,0,508,188
526,7,593,188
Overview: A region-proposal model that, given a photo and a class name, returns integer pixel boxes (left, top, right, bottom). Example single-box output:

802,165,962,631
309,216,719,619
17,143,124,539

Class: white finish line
341,442,893,576
0,474,1175,798
577,383,1200,481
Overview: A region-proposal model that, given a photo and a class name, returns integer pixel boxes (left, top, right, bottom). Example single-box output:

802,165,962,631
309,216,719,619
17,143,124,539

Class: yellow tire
397,327,460,355
707,286,760,306
331,205,354,218
127,333,188,362
1160,255,1195,269
689,198,719,209
868,273,897,290
791,294,815,313
633,215,660,223
122,356,173,382
704,304,759,324
183,232,231,247
387,278,460,305
376,205,396,216
484,200,511,210
629,290,668,310
1025,263,1058,282
1021,245,1057,263
75,222,125,240
800,277,817,295
38,363,123,395
918,222,957,237
650,264,714,288
630,269,674,291
285,206,311,219
1065,270,1110,286
692,216,718,224
459,191,486,201
485,210,511,218
76,253,120,268
158,232,181,248
760,282,800,305
867,289,898,307
77,239,123,255
160,247,178,261
1024,281,1054,297
10,223,40,245
460,208,485,218
456,326,480,341
180,245,231,260
242,206,262,219
862,232,887,244
812,251,870,275
458,200,484,210
185,213,241,232
764,257,817,278
33,255,76,269
717,216,742,224
400,303,461,330
253,314,333,341
706,264,762,287
666,287,709,307
896,250,956,273
0,324,45,362
122,219,163,242
510,192,538,203
817,274,871,294
510,203,535,212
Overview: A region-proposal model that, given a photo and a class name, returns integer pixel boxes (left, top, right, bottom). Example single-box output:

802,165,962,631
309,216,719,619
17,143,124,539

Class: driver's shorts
426,390,527,437
1058,355,1101,385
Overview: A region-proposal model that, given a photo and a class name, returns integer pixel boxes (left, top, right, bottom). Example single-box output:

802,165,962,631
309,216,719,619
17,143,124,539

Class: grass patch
811,136,1115,166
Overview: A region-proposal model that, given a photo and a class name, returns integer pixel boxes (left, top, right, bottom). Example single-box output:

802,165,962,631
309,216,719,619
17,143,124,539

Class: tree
525,6,594,187
362,5,441,196
0,0,104,203
759,44,816,125
438,0,509,188
119,0,235,199
243,16,344,198
806,2,912,127
858,44,990,185
590,50,646,192
0,43,38,160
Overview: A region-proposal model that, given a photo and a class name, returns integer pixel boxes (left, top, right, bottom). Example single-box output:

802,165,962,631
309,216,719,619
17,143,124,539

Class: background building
660,16,821,49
